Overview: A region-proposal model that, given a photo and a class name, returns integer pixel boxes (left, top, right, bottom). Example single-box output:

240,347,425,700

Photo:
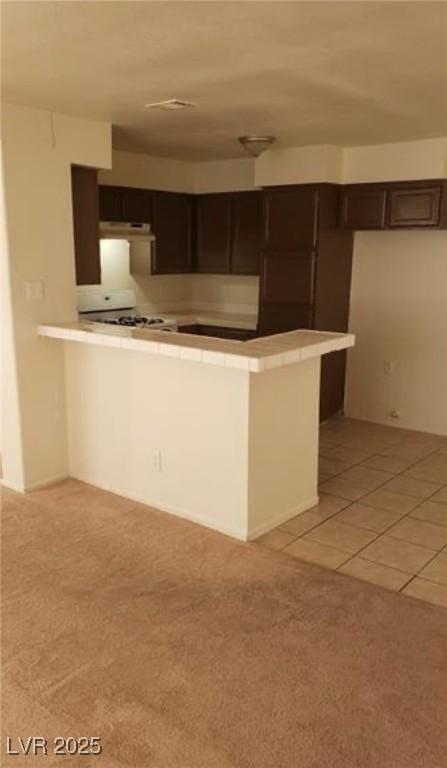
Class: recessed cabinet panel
195,194,232,273
341,186,387,229
152,192,192,273
263,187,318,249
99,185,122,221
121,187,152,223
261,250,315,305
99,185,152,223
388,186,441,227
231,191,262,275
71,165,101,286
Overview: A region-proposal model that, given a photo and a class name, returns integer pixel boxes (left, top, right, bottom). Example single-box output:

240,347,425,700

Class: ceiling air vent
144,99,197,111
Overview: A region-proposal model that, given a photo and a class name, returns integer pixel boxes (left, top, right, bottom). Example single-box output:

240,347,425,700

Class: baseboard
247,494,319,541
24,473,70,492
1,479,25,493
69,472,248,542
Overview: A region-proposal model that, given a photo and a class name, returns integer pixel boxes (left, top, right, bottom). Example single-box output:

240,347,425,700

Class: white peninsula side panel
64,343,250,539
248,357,320,538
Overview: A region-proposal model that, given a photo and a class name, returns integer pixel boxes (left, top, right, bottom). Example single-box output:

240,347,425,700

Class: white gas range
77,290,178,331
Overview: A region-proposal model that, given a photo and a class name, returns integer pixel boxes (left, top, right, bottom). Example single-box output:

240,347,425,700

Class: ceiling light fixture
238,135,275,157
144,99,197,111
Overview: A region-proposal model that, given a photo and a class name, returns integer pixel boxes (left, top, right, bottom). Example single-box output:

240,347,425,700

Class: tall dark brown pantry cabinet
258,184,354,421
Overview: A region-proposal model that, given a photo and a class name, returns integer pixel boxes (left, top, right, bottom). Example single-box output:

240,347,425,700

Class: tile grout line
271,442,447,592
328,455,447,587
321,447,446,515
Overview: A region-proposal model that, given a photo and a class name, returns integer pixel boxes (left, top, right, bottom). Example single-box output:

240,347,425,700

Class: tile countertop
38,322,355,373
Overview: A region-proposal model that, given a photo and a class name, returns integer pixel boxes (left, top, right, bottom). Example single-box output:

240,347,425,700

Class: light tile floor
255,416,447,608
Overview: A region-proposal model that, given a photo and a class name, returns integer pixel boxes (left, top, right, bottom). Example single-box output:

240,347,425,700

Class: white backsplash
189,274,259,316
77,239,259,318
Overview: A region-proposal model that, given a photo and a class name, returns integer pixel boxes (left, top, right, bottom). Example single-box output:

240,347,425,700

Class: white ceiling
2,1,447,161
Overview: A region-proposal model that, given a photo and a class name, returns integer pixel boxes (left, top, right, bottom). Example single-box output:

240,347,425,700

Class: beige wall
255,144,344,187
191,274,259,315
343,139,447,183
255,138,447,186
98,149,195,193
194,158,256,193
102,139,447,196
99,150,256,194
1,102,111,490
345,231,447,435
0,140,23,484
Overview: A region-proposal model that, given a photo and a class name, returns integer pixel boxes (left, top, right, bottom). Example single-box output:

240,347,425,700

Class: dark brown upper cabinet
151,191,192,274
341,180,447,230
195,194,232,273
340,185,387,230
121,187,152,222
98,185,152,223
98,185,122,221
263,185,319,249
388,184,442,228
71,165,101,286
231,191,262,275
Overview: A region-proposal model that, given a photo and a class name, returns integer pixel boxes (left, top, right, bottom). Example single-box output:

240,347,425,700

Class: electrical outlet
152,450,162,472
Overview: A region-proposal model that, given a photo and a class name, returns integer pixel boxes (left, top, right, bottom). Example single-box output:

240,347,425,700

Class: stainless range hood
99,221,156,243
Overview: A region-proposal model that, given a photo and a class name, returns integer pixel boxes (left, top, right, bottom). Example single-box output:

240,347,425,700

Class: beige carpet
2,480,447,768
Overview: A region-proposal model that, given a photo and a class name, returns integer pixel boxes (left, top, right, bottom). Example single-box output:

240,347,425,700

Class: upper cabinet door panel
263,187,318,249
231,191,262,275
99,185,122,221
261,249,315,305
340,186,387,229
121,187,152,223
388,185,441,228
71,166,101,286
152,191,192,274
195,194,232,273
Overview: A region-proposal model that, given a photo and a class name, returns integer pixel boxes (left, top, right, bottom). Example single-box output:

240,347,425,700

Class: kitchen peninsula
39,322,354,540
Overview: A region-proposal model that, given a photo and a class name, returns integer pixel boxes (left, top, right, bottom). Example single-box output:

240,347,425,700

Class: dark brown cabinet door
388,185,441,228
263,186,318,249
71,165,100,285
261,249,315,305
152,191,192,273
121,187,152,223
340,185,387,229
258,249,315,336
195,194,232,273
99,185,122,221
231,191,262,275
